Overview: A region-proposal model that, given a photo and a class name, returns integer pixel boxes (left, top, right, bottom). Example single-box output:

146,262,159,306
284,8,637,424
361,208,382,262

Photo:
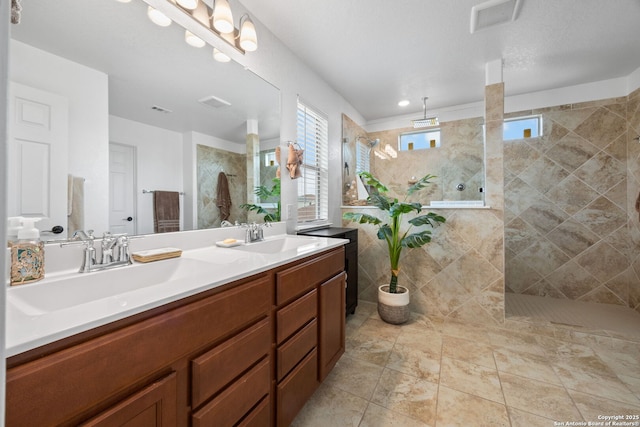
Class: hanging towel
153,191,180,233
286,143,304,179
216,172,232,221
67,175,85,234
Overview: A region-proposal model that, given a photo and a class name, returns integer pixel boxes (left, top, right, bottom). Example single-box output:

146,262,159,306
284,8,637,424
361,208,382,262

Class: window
399,129,441,151
355,138,370,173
504,115,542,140
296,101,328,222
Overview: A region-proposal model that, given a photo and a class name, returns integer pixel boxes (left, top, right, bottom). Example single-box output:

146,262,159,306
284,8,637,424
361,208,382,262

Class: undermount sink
7,257,218,315
233,236,322,254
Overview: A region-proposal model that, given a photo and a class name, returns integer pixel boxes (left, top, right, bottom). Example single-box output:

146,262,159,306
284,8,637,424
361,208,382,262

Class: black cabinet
297,227,358,315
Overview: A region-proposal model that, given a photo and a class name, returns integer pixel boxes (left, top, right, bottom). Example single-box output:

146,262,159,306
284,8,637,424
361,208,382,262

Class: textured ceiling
240,0,640,121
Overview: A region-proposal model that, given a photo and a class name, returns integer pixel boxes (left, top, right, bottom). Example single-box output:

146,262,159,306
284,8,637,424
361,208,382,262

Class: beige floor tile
358,318,403,344
371,368,438,425
323,355,385,400
493,347,562,385
291,383,368,427
359,403,431,427
439,356,504,404
507,407,557,427
436,386,510,427
434,321,492,343
568,389,640,422
386,343,441,382
619,374,640,399
441,335,496,368
394,327,443,357
553,365,640,406
487,329,546,356
499,372,582,421
346,332,395,366
595,349,640,379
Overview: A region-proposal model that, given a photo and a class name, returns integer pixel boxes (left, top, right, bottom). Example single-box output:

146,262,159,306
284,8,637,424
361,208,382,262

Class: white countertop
6,229,347,357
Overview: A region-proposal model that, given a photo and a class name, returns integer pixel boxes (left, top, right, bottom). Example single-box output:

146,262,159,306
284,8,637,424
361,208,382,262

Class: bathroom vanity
5,229,346,426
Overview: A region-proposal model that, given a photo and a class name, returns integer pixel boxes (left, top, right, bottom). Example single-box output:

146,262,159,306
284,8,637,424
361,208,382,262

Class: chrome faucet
61,230,133,273
242,222,271,243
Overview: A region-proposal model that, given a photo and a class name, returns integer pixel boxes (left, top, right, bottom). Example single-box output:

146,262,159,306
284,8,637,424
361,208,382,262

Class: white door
8,82,69,238
109,143,136,235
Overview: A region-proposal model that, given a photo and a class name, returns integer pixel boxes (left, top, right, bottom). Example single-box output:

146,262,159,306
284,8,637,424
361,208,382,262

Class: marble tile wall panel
504,97,636,308
196,144,247,228
628,87,640,313
340,84,506,327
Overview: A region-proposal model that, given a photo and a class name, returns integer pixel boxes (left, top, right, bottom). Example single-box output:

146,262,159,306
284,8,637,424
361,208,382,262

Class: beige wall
504,95,639,311
342,84,506,326
627,87,640,313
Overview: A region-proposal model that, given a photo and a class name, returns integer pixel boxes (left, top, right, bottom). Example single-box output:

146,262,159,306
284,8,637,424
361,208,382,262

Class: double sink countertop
5,223,347,357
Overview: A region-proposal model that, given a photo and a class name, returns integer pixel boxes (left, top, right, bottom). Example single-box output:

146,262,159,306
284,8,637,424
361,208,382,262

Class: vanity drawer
237,395,270,427
192,357,270,427
276,289,317,344
191,318,270,408
277,318,317,381
276,349,319,427
276,248,344,304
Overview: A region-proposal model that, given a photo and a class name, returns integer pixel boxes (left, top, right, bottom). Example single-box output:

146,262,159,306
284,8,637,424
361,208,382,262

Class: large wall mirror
8,0,280,238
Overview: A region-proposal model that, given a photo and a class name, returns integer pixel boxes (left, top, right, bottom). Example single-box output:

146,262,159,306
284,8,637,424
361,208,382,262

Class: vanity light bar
140,0,258,62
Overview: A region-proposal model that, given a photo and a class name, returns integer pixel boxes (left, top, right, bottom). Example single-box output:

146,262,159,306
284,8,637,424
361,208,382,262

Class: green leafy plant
343,172,445,294
241,178,281,222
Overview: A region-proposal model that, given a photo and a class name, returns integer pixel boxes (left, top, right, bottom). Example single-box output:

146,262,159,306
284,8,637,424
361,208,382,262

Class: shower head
411,97,439,128
356,135,380,148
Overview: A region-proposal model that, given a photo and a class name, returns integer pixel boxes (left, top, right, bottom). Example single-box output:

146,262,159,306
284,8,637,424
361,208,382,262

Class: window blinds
296,101,328,222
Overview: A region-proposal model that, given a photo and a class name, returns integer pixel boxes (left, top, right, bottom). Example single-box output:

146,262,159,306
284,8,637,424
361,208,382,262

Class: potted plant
241,178,281,222
343,172,445,324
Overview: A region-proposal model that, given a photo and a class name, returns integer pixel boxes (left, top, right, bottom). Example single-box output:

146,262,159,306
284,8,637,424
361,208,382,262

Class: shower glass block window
504,115,542,140
399,129,441,151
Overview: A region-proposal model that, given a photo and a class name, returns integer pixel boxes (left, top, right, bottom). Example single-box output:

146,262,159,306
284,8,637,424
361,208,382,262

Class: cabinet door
318,272,346,381
81,372,177,427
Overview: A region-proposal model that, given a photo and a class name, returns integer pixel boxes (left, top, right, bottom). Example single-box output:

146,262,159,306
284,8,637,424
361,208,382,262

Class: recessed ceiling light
398,100,410,107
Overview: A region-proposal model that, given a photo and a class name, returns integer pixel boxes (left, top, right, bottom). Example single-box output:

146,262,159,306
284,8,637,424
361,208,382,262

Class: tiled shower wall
504,95,640,310
628,87,640,313
341,114,485,204
342,84,506,326
196,144,247,228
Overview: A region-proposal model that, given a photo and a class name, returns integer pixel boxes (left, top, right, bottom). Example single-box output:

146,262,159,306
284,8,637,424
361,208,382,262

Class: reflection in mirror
8,0,280,238
341,114,485,206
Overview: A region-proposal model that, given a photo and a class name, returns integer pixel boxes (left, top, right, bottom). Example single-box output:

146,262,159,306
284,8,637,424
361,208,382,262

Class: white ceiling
240,0,640,121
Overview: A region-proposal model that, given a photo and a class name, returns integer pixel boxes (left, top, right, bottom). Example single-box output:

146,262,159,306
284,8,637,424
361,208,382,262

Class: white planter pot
377,285,410,324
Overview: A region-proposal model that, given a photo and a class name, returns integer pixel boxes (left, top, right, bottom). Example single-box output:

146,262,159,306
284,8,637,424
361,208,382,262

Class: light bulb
239,15,257,52
212,0,234,34
213,48,231,63
147,6,171,27
176,0,198,10
185,30,205,48
115,0,132,3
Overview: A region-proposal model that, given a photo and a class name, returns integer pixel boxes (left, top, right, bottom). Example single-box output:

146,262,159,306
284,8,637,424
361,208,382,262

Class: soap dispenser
9,217,45,286
7,216,24,245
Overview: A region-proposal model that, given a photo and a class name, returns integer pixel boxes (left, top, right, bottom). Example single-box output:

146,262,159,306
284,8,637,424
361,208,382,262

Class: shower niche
341,113,485,207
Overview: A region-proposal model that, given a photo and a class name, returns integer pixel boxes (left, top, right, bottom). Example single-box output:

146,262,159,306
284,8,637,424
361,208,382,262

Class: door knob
122,216,133,222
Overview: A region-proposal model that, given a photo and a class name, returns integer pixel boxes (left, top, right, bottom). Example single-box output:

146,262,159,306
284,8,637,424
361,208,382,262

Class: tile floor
292,301,640,427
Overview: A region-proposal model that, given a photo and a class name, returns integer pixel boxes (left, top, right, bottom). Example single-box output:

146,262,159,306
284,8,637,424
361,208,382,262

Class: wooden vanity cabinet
6,274,272,427
6,246,347,427
274,248,345,426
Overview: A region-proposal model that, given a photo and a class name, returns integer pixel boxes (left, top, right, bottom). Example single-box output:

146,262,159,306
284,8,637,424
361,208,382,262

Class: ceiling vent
199,95,232,109
470,0,522,33
151,105,173,114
